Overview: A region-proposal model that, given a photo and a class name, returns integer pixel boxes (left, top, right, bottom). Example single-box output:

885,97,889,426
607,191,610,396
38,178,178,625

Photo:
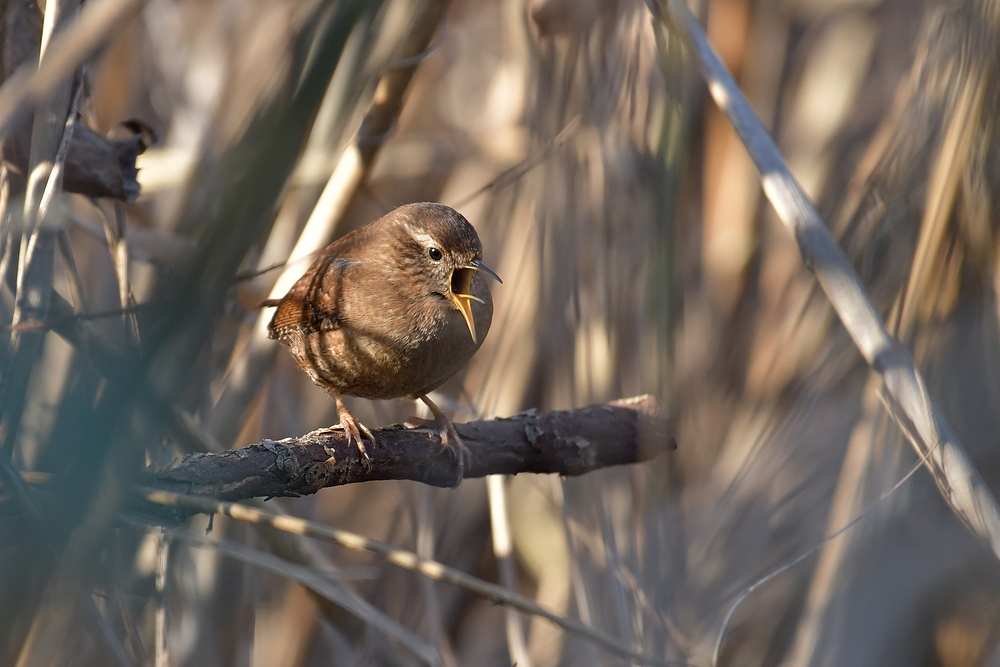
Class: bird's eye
428,247,443,261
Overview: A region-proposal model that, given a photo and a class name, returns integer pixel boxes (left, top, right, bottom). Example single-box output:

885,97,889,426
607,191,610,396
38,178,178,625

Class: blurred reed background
2,0,1000,665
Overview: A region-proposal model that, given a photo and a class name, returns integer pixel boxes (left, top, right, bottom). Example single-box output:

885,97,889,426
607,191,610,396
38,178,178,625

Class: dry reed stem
246,496,443,662
659,0,1000,563
163,526,443,665
210,0,452,449
139,488,679,667
153,529,168,667
3,0,82,449
782,42,993,667
779,375,884,667
486,475,533,667
0,0,143,137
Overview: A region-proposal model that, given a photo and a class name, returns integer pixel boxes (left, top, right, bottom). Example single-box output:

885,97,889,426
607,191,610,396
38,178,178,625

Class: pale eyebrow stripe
405,228,438,248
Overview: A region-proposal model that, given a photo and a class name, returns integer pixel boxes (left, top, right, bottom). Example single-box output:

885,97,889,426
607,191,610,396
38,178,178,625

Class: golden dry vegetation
2,0,1000,666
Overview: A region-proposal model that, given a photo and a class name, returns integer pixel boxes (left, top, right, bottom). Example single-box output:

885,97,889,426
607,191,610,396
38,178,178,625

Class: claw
334,393,375,470
416,394,468,486
440,419,468,484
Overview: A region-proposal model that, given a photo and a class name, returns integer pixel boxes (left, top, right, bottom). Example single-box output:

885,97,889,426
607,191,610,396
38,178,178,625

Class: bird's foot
334,395,375,472
413,395,468,486
440,419,469,485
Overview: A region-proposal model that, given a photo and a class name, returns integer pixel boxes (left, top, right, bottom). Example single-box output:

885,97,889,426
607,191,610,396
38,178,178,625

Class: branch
3,119,155,202
144,395,673,499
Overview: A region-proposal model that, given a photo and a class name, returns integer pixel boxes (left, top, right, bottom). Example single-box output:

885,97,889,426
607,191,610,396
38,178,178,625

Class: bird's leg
412,394,467,484
332,393,374,468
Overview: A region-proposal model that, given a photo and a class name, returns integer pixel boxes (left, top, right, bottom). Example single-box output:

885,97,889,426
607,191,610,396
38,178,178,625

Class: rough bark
144,395,674,498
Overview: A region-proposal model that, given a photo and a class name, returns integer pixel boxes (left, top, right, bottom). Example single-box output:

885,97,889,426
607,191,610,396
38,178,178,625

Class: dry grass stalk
140,487,676,667
660,0,1000,561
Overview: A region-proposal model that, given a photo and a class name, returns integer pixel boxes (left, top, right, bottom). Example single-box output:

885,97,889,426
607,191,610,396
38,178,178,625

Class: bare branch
145,395,673,499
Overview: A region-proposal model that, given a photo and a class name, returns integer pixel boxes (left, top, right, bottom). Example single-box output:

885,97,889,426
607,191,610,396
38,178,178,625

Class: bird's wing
267,256,360,339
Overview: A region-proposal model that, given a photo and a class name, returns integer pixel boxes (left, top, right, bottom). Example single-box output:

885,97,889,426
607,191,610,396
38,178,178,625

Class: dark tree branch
144,395,674,500
2,119,154,202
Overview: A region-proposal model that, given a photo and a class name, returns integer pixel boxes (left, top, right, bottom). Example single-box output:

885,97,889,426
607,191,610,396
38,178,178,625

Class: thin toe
338,414,369,459
334,394,374,462
443,426,468,485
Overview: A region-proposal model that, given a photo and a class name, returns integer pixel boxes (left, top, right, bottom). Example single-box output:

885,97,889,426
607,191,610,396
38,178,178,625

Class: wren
265,202,501,479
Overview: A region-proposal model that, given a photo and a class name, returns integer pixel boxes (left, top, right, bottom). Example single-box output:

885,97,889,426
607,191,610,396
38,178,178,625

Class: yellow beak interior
450,267,484,344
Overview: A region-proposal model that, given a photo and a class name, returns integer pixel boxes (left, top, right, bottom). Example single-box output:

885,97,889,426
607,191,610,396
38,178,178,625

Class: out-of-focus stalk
209,0,453,449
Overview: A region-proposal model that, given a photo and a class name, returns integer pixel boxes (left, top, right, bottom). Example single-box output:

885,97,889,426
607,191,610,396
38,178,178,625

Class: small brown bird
265,202,500,476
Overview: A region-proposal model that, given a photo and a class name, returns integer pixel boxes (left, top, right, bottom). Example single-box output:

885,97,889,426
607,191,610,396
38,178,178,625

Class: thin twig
36,84,82,222
711,431,934,667
138,488,681,667
243,496,440,663
84,591,139,667
109,200,140,346
449,115,581,210
151,524,443,666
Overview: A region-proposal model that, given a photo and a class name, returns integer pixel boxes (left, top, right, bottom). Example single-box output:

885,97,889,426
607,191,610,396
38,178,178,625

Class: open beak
450,267,485,345
467,258,502,284
451,259,500,345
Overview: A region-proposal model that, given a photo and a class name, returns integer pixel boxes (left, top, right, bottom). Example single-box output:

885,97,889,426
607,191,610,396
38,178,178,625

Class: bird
264,202,501,479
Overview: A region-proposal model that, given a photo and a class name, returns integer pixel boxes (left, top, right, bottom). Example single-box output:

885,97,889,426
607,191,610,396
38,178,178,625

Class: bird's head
395,203,502,345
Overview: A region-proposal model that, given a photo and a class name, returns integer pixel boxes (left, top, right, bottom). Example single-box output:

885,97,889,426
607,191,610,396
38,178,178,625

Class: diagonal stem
139,488,680,667
657,0,1000,562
